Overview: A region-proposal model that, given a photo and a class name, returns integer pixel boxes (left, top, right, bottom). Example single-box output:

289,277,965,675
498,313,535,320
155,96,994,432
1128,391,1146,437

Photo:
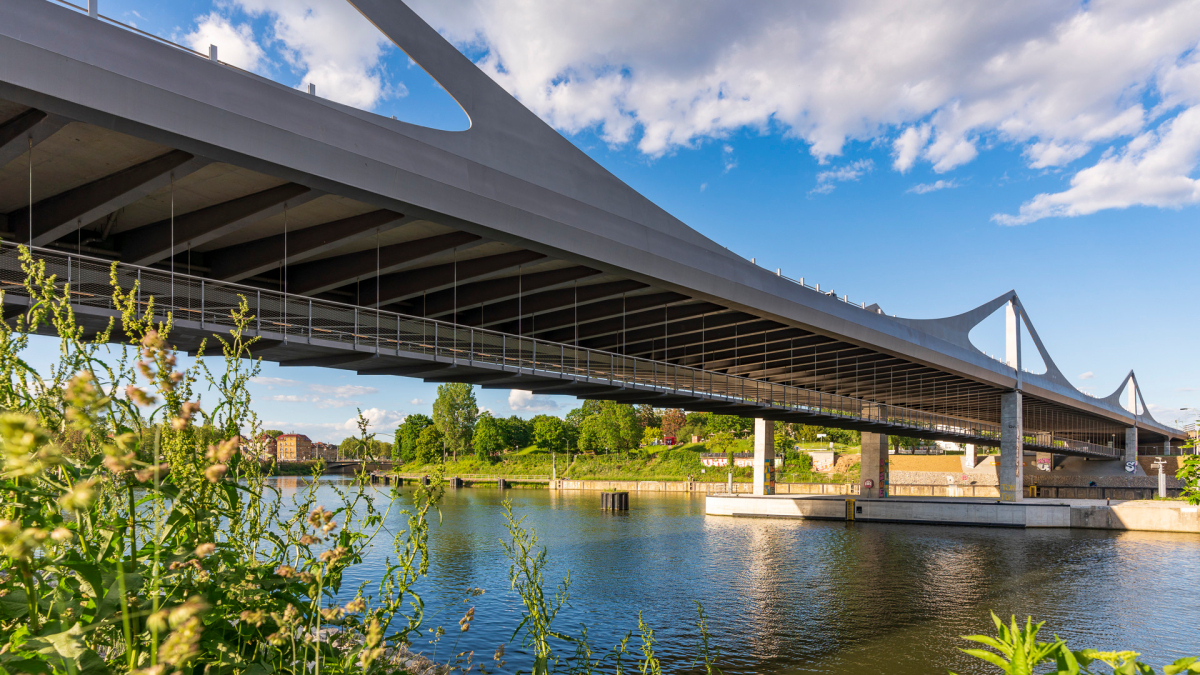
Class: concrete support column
1000,390,1024,502
1164,439,1171,456
964,443,977,469
860,432,889,498
1125,427,1138,466
753,419,775,496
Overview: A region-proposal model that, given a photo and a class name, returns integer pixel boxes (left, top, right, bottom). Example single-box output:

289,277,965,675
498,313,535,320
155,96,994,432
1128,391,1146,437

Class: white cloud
1079,371,1094,380
699,182,708,192
251,376,301,388
410,398,425,405
812,159,873,194
722,144,737,173
309,383,378,397
508,389,559,412
182,13,266,72
407,0,1200,221
994,106,1200,224
192,0,407,110
252,375,376,404
908,179,958,194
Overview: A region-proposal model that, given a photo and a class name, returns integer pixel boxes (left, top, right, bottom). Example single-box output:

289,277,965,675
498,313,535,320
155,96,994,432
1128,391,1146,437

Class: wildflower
103,452,135,474
142,329,164,351
344,597,366,614
275,565,296,578
193,543,216,558
494,644,506,660
167,596,209,629
459,606,475,632
0,523,48,560
321,607,345,621
125,384,156,407
147,609,170,633
134,462,171,484
239,609,265,627
63,372,108,429
0,413,59,478
158,616,201,667
359,619,385,669
299,535,320,546
319,546,349,563
50,527,72,544
59,479,96,510
132,665,167,675
204,464,227,483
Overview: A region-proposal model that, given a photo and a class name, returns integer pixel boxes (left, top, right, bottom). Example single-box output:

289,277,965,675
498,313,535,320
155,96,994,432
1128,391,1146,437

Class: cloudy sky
30,0,1200,439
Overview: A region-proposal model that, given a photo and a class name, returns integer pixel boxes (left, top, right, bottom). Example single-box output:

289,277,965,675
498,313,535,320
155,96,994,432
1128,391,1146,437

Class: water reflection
267,478,1200,674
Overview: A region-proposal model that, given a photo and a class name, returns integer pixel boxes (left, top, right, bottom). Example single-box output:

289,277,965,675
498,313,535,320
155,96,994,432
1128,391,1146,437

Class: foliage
577,416,604,454
395,413,433,463
0,247,443,674
634,404,660,430
262,429,283,438
642,426,662,447
499,415,534,451
660,409,686,441
564,400,602,429
707,414,751,436
955,613,1200,675
473,413,504,463
1176,455,1200,505
415,424,445,464
431,382,478,458
533,416,568,453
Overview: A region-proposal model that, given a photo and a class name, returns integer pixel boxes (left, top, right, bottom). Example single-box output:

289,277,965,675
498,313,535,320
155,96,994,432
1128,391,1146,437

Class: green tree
533,415,567,452
577,415,604,454
598,401,641,453
432,383,478,459
263,429,284,438
709,414,751,436
709,431,737,468
415,424,444,464
396,413,433,462
473,413,504,463
565,400,603,429
642,426,662,447
504,415,533,449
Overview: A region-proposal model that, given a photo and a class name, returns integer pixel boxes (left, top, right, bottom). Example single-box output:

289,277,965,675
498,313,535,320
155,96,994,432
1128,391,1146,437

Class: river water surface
277,477,1200,674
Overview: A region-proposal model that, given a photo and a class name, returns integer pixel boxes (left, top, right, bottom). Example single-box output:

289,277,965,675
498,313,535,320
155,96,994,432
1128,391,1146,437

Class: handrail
0,242,1120,460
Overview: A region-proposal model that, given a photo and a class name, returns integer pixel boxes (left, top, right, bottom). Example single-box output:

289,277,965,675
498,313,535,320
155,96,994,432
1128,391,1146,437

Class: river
276,477,1200,674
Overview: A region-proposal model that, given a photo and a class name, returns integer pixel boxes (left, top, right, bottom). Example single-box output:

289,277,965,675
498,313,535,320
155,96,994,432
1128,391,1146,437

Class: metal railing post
255,290,260,333
200,281,205,329
470,328,475,366
136,268,141,313
354,308,358,347
308,299,313,343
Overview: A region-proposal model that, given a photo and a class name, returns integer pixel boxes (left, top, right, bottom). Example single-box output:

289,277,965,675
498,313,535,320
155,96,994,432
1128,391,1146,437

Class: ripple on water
269,479,1200,674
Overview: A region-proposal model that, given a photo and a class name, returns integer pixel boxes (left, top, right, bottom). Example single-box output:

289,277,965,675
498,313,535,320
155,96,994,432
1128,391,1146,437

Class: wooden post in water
601,491,629,510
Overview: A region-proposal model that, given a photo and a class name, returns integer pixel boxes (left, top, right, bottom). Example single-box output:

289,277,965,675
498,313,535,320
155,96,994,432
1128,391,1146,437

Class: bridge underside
0,79,1178,456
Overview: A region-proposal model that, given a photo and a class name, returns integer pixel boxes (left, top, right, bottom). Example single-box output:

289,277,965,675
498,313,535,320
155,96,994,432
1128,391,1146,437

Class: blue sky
24,0,1200,440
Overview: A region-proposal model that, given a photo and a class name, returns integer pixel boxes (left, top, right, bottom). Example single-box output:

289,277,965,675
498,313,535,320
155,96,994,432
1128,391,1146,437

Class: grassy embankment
390,439,861,484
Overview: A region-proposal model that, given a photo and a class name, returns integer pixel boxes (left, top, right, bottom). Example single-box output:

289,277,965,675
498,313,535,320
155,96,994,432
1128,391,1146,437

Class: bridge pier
1000,390,1024,502
860,432,889,498
753,419,775,496
965,443,976,468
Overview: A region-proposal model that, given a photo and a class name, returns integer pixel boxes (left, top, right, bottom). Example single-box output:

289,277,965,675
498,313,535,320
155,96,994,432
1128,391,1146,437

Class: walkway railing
0,243,1118,459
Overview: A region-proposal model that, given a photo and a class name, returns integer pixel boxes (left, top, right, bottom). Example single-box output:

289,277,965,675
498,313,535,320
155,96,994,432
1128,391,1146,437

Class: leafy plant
955,613,1200,675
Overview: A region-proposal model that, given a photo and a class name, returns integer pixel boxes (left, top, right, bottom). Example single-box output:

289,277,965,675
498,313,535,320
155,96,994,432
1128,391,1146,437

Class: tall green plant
0,246,441,674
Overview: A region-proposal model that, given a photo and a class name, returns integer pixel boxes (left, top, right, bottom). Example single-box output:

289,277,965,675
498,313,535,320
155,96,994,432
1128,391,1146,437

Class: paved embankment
705,494,1200,533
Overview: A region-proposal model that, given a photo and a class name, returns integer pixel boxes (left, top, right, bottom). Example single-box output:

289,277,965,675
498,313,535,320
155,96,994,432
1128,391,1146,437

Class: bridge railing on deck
0,243,1117,458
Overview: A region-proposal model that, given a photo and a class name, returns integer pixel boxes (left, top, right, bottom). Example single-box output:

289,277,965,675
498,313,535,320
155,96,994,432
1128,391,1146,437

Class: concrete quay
705,494,1200,533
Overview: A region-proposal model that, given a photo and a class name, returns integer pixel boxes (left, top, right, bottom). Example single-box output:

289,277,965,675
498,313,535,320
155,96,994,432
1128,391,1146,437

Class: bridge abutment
1000,390,1024,502
753,419,775,496
860,432,889,497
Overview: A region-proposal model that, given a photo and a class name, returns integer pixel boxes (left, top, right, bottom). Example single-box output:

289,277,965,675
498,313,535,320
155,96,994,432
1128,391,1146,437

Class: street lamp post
1181,408,1199,455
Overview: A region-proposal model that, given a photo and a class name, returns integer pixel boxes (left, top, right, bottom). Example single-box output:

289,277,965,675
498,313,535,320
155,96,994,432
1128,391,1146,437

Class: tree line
352,383,868,465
